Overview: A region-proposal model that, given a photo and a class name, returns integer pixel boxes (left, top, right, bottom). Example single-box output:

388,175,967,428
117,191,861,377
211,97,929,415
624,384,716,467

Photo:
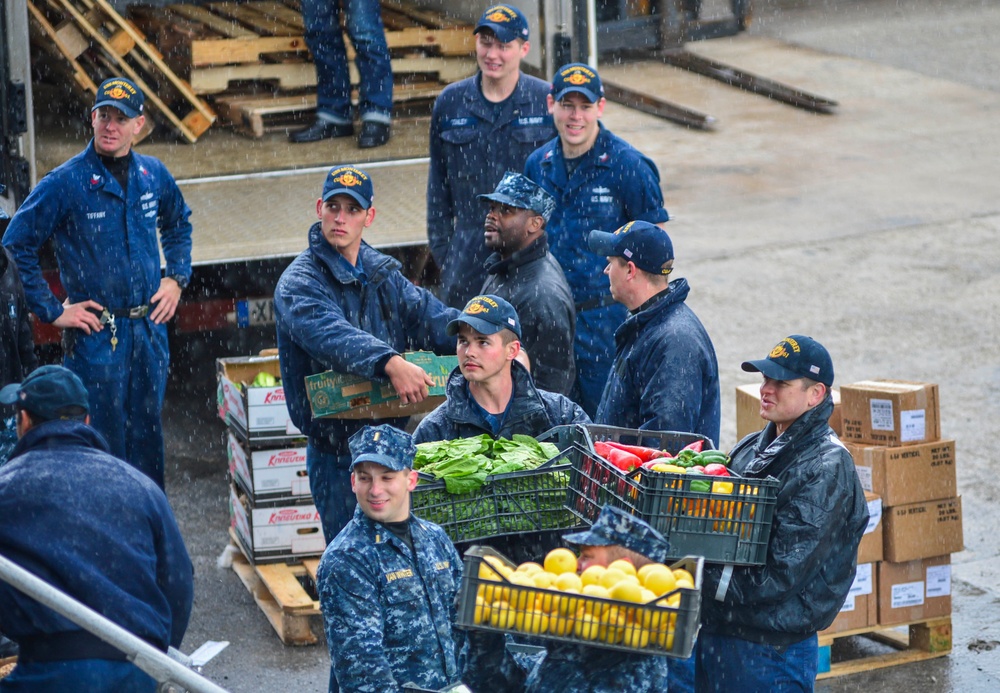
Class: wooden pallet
28,0,216,143
128,0,473,71
816,617,952,679
230,538,323,646
215,78,444,137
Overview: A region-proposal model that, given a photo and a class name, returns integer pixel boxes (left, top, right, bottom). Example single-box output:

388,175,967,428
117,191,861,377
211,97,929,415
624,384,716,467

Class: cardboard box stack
840,380,962,628
217,354,324,563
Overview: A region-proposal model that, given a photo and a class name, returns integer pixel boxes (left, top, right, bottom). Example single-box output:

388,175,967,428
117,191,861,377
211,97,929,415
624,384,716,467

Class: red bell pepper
593,442,642,472
703,463,730,477
603,441,671,462
680,440,705,453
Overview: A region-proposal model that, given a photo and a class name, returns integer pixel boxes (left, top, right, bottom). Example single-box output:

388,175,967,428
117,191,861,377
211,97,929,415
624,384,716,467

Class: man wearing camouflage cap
316,424,465,693
478,171,576,395
464,505,671,691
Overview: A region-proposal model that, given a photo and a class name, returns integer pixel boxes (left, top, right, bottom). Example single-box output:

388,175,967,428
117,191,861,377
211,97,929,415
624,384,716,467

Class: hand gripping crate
456,546,703,659
561,425,779,565
411,451,578,545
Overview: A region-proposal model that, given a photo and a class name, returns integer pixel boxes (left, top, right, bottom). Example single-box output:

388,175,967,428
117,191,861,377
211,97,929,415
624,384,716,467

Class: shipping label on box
857,493,883,564
736,384,841,441
847,440,956,506
230,485,325,563
820,563,877,635
883,497,963,563
227,432,310,502
878,555,951,626
305,351,457,420
840,380,940,446
217,355,301,438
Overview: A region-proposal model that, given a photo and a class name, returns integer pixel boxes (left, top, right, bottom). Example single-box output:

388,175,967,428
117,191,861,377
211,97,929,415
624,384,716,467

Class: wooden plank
208,2,300,37
231,553,318,646
249,1,306,32
815,617,953,680
191,57,472,94
53,17,90,58
168,3,256,38
191,36,310,67
302,558,321,583
255,562,316,611
89,0,217,123
52,0,199,141
380,0,462,29
27,1,99,92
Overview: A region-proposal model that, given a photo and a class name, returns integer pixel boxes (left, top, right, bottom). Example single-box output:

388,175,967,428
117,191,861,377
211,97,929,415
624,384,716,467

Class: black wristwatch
169,274,189,290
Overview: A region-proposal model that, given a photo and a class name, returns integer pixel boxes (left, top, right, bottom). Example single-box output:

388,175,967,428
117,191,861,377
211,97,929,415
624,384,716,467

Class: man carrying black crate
692,335,868,692
316,424,465,693
462,505,672,691
587,221,721,446
274,165,460,543
412,293,588,446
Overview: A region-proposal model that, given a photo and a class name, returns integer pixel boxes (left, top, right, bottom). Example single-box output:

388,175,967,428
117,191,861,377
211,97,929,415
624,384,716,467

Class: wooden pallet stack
127,0,477,138
27,0,216,143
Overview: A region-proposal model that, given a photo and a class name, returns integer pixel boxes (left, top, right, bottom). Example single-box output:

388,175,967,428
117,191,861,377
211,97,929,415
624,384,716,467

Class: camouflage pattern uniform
463,506,672,691
317,425,466,692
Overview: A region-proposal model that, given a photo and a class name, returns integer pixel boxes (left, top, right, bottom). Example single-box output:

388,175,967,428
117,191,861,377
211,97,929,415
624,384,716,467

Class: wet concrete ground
147,0,1000,689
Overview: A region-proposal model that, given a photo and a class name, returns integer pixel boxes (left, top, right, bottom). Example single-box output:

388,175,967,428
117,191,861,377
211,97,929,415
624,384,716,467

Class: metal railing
0,552,229,693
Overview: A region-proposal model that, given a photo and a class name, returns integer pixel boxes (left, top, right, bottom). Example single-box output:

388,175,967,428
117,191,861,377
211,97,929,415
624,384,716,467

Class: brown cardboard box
847,439,957,506
840,380,940,446
857,492,884,564
878,555,952,626
735,384,842,441
883,497,963,562
819,563,877,635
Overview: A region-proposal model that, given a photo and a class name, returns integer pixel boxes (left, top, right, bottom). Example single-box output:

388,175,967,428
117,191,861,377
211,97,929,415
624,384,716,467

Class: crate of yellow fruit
455,545,703,659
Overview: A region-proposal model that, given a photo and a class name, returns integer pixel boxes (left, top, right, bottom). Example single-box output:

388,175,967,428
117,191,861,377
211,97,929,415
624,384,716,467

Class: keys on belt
97,305,150,352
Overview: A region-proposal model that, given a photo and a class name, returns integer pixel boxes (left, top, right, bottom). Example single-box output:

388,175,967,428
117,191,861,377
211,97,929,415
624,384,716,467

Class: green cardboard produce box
305,351,456,420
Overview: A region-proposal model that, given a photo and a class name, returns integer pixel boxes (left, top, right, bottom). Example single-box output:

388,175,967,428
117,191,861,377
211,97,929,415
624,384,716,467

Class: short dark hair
18,404,88,425
499,328,519,346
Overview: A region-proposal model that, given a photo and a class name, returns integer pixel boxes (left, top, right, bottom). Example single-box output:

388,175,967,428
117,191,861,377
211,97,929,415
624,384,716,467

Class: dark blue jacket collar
307,222,400,285
10,419,111,460
615,278,690,345
483,236,550,275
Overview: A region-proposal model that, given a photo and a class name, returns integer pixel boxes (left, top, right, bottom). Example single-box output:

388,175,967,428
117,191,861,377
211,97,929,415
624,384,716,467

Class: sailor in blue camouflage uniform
317,425,465,693
524,64,669,417
427,4,555,308
274,166,459,543
463,505,671,692
2,78,192,488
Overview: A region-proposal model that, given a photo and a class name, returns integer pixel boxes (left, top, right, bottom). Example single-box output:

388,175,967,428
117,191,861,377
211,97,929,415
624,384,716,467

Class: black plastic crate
411,451,579,544
561,425,778,565
455,546,703,659
544,423,713,458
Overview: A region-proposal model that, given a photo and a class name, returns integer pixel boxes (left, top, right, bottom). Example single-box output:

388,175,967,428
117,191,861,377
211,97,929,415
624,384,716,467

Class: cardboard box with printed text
819,563,877,635
229,484,324,564
858,492,884,564
847,440,957,506
878,555,952,626
305,351,457,419
883,497,964,563
840,380,940,446
217,354,301,443
227,431,310,503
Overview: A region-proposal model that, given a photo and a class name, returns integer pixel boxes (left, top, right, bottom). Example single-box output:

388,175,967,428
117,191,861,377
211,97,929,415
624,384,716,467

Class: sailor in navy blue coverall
2,78,192,488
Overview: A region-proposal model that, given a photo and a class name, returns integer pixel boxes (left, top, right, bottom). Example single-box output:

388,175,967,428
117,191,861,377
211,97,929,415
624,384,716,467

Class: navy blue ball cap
563,505,671,564
474,4,529,43
447,294,522,339
0,365,90,421
93,77,144,119
477,171,556,222
742,335,834,387
551,63,604,103
348,424,416,472
588,221,674,276
322,165,374,209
